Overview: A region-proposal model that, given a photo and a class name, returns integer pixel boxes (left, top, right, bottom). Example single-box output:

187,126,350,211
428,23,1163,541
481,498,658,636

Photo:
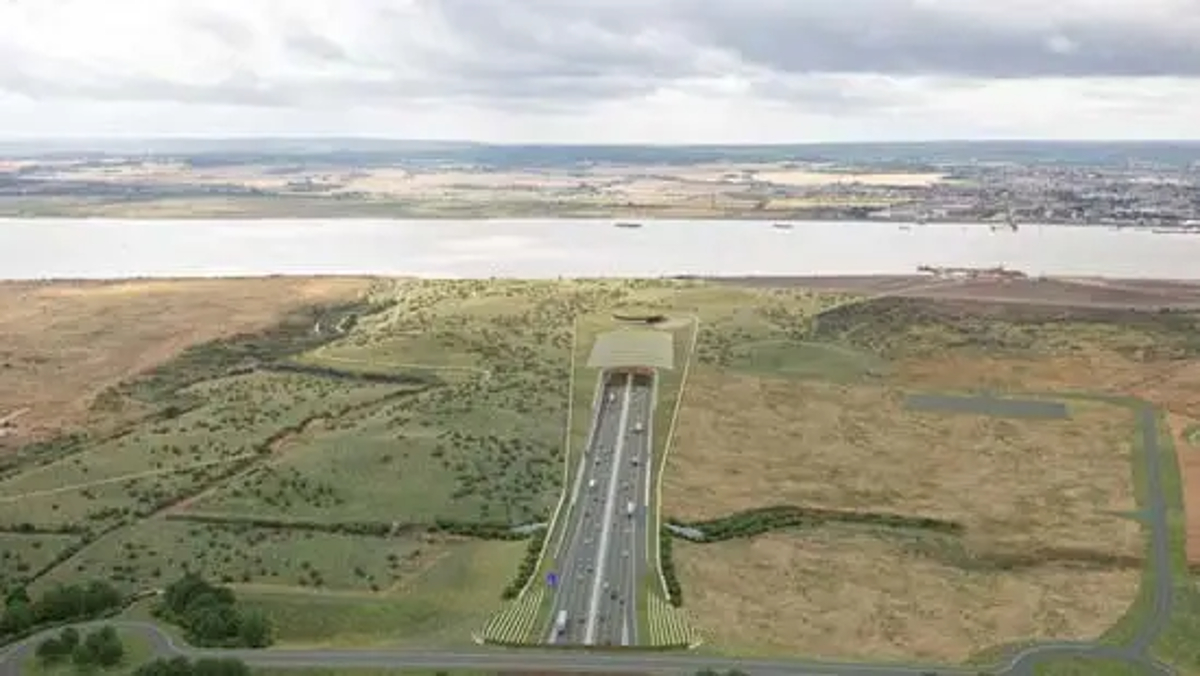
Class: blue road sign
546,572,558,588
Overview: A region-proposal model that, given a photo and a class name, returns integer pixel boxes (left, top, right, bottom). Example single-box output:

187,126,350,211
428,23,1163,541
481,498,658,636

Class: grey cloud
3,0,1198,113
681,0,1200,78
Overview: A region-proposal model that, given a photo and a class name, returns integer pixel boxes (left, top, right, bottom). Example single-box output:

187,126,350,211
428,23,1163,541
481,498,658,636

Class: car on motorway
633,421,644,433
608,392,616,403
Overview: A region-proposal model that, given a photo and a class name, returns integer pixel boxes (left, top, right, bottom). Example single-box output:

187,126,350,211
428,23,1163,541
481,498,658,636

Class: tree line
1,580,124,643
164,513,529,541
36,625,125,671
135,656,251,676
659,527,683,607
673,504,963,541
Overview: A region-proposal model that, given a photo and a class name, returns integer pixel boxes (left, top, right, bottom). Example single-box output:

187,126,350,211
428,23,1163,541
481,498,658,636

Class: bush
659,528,683,607
37,625,123,669
154,573,272,648
136,656,250,676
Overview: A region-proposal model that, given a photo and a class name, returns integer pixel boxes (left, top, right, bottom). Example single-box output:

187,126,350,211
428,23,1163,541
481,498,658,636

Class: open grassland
233,539,525,648
0,372,406,532
665,293,1200,662
667,371,1140,557
680,530,1138,663
0,533,82,591
0,277,372,447
33,517,431,595
187,279,584,526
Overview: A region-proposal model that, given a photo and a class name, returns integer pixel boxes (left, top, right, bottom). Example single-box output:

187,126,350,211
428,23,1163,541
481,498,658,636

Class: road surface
544,370,654,647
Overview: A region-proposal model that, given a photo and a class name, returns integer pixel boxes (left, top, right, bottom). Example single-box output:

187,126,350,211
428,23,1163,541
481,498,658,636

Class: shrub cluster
165,513,394,537
135,656,251,676
431,519,526,540
36,625,125,669
154,573,271,648
677,504,962,542
659,527,683,607
501,530,546,600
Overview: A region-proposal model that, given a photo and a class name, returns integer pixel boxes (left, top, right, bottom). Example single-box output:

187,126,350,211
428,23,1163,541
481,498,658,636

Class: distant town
0,139,1198,227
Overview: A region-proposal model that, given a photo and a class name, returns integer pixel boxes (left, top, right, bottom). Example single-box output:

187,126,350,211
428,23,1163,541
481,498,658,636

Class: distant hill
1,138,1198,168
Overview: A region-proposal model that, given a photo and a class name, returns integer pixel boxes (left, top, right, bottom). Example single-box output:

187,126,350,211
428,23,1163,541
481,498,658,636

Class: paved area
544,370,654,647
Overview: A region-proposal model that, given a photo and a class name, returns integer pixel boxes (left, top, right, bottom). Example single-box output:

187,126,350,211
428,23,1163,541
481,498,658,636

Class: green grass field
0,372,402,531
34,517,428,595
235,539,525,648
0,532,83,590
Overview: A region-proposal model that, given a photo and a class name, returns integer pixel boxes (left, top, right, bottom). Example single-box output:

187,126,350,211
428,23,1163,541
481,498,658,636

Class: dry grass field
0,277,372,445
661,291,1200,662
665,367,1142,661
666,368,1140,556
678,531,1139,662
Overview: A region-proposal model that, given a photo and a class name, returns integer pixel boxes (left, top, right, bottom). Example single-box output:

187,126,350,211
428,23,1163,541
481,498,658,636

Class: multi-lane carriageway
544,370,655,647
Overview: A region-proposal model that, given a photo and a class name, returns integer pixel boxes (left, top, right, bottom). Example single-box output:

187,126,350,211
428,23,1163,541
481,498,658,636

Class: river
0,218,1196,280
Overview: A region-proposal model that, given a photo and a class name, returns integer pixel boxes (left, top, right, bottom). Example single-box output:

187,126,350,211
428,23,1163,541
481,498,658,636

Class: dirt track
710,275,1200,310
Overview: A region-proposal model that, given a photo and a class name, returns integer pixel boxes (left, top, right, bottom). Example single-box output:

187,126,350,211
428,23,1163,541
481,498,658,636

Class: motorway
543,370,654,647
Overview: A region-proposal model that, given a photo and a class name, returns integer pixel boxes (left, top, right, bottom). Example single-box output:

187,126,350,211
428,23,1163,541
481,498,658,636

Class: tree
236,610,271,648
135,656,195,676
83,625,125,667
35,636,67,664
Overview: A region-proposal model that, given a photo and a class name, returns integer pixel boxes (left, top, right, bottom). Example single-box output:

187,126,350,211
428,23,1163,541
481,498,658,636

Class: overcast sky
1,0,1199,142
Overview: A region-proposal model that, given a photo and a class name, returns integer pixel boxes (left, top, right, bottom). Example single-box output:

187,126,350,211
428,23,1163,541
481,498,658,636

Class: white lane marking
584,373,633,646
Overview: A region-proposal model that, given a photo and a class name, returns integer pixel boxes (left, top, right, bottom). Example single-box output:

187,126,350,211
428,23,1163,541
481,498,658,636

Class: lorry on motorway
626,501,635,517
554,610,568,636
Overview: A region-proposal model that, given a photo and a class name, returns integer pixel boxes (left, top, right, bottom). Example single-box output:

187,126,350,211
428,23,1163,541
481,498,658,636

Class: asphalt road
543,370,655,647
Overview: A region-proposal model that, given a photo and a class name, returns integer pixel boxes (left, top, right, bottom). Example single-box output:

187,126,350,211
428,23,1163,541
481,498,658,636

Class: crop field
664,292,1200,662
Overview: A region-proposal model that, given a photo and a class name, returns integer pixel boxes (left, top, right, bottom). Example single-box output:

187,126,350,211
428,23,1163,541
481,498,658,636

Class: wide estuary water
1,218,1198,280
